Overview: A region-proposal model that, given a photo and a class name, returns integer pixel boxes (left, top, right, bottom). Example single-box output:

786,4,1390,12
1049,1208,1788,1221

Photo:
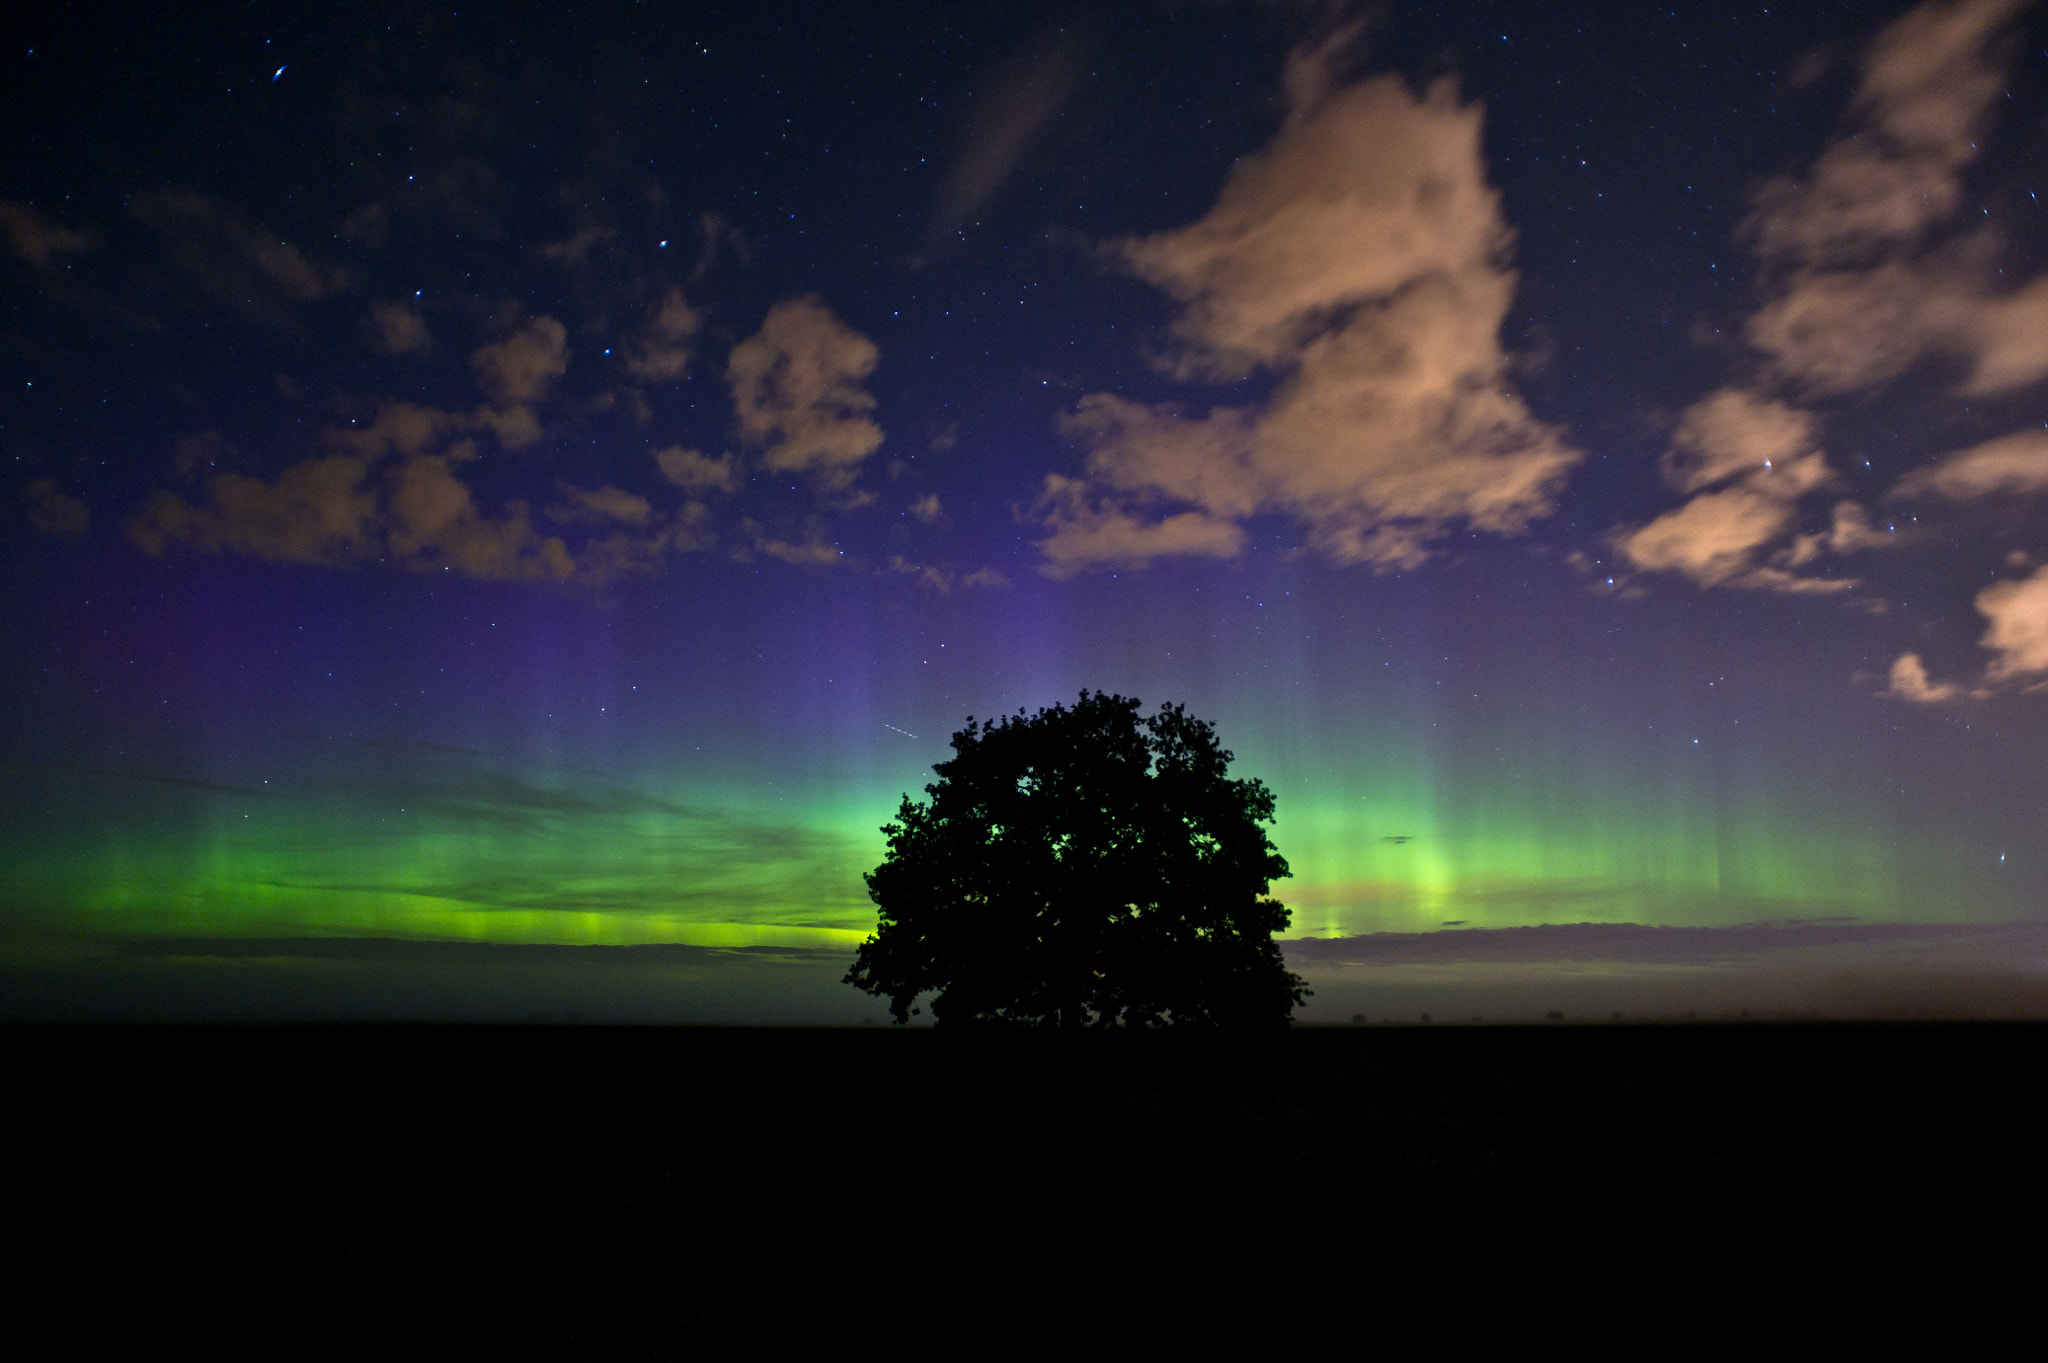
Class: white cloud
1045,72,1576,574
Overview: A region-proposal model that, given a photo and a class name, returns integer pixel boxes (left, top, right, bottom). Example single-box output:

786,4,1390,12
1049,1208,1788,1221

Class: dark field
16,1023,2041,1352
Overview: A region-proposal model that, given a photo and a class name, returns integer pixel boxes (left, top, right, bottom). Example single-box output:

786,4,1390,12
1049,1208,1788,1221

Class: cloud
1662,388,1819,493
26,479,90,536
550,484,653,528
131,401,706,587
469,314,568,405
1742,0,2043,397
654,446,739,495
337,203,389,247
1044,72,1577,573
472,402,546,451
908,494,943,523
1283,919,2040,966
130,455,379,566
1893,431,2048,500
623,287,701,383
0,201,94,268
384,456,579,581
1882,566,2048,697
1033,474,1245,577
369,301,432,355
328,402,468,462
880,555,1010,593
726,296,883,489
131,191,348,323
537,224,616,267
1880,652,1967,703
1747,0,2022,266
1978,565,2048,685
1617,479,1799,588
1617,389,1869,593
742,519,843,566
1621,4,2044,625
883,554,955,592
924,22,1085,249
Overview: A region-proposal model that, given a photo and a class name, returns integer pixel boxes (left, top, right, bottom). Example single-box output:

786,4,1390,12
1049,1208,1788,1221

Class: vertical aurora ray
6,544,2035,970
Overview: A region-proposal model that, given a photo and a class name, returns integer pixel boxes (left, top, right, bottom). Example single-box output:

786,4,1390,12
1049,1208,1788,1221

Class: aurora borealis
4,0,2046,1020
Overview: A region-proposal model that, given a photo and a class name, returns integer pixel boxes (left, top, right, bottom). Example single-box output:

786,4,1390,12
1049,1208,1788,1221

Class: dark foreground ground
13,1022,2043,1354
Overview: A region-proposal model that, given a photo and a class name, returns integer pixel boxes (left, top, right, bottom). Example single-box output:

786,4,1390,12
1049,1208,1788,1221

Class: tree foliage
845,691,1309,1029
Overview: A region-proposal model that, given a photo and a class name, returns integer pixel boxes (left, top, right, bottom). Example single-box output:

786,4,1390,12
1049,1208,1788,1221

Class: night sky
4,0,2046,1022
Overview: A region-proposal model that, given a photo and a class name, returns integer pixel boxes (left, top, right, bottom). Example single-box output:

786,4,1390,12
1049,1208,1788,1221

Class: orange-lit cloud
369,301,432,355
727,296,883,490
1893,431,2048,500
1617,388,1870,593
654,446,739,495
0,201,94,268
1978,566,2048,686
1620,1,2038,606
1745,0,2043,397
1034,474,1245,577
623,288,701,383
1043,69,1576,573
1882,565,2048,700
130,455,379,567
470,315,568,405
1880,653,1968,703
131,191,349,323
26,479,90,536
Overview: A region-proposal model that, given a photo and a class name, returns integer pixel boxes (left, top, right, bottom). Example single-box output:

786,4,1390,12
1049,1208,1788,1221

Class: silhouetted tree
845,691,1309,1029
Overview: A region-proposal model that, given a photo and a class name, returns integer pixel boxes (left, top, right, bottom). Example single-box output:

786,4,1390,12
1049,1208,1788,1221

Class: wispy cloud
1893,431,2048,500
131,190,349,325
1284,919,2045,966
0,200,94,268
26,479,90,537
923,21,1087,251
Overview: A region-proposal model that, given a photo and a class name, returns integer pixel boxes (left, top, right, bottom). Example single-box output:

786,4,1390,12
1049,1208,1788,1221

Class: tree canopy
845,691,1308,1029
